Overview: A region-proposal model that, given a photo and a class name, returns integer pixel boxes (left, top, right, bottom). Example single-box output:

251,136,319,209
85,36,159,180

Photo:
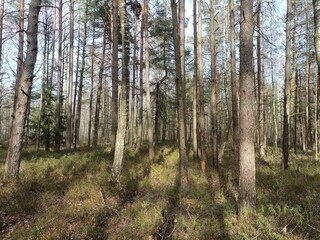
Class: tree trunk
238,0,256,214
314,0,320,160
66,0,74,150
36,13,48,152
144,0,154,161
4,0,41,180
257,0,266,160
93,9,107,148
110,0,119,156
88,24,95,147
210,0,218,168
13,0,24,110
136,4,144,152
192,0,198,160
283,0,291,170
129,4,138,148
198,0,206,173
171,0,189,189
305,3,311,150
112,0,129,181
229,0,239,163
74,0,88,149
0,0,3,138
55,0,63,152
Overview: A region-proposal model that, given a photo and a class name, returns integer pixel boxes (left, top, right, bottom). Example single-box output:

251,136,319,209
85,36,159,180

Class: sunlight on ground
0,146,320,239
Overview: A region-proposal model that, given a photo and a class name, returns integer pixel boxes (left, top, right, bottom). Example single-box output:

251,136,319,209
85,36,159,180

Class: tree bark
66,0,74,150
210,0,218,168
112,0,129,181
93,7,107,148
110,0,119,156
55,0,63,151
314,0,320,160
88,24,95,147
229,0,239,164
144,0,154,161
4,0,41,180
171,0,189,189
192,0,198,160
238,0,256,214
74,0,88,149
283,0,291,170
136,3,144,152
198,0,206,173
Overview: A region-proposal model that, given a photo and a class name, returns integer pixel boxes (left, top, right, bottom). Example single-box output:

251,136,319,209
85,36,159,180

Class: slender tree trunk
66,0,74,150
210,0,218,167
93,10,107,147
112,0,129,181
171,0,189,189
4,0,41,180
36,13,48,152
0,0,3,138
136,4,144,152
74,0,88,149
14,0,24,110
257,0,266,159
129,5,138,148
55,0,63,151
283,0,291,170
314,0,320,160
110,0,119,155
73,21,81,146
238,0,256,214
144,0,154,161
49,0,56,89
305,3,311,150
192,0,198,160
198,0,206,173
88,24,95,147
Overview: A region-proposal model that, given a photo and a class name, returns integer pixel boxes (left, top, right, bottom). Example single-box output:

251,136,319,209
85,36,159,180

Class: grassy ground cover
0,146,319,239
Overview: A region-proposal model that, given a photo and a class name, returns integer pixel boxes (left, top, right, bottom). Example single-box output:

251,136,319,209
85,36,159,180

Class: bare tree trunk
88,24,95,148
305,2,311,150
13,0,24,110
4,0,41,180
136,4,144,152
283,0,291,170
66,0,74,150
73,22,81,146
0,0,3,138
36,13,48,151
171,0,189,189
93,8,107,147
198,0,206,173
112,0,129,181
110,0,119,155
129,4,138,148
238,0,256,214
144,0,154,161
55,0,63,152
257,0,266,159
210,0,218,168
314,0,320,160
49,0,56,89
192,0,198,160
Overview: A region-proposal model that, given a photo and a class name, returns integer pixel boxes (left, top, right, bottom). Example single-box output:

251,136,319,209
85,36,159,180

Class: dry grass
0,146,320,239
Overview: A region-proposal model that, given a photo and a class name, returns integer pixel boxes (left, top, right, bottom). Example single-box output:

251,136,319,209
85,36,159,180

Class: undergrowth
0,146,319,239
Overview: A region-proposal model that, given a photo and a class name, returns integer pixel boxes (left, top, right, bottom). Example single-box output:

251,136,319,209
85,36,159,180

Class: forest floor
0,145,320,239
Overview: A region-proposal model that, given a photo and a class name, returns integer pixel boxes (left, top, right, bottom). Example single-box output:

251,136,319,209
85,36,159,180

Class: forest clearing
0,146,320,239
